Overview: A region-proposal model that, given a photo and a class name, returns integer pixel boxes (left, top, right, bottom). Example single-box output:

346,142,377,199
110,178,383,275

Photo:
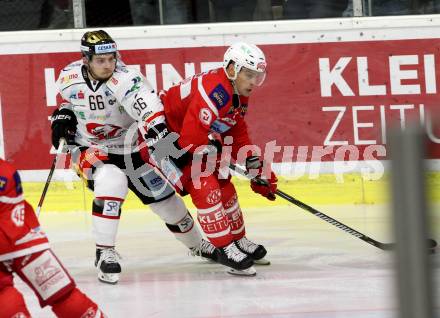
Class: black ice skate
235,237,270,265
216,241,256,276
95,247,122,284
190,239,218,262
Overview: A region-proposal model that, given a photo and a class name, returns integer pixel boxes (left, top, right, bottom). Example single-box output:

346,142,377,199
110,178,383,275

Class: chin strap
230,81,241,109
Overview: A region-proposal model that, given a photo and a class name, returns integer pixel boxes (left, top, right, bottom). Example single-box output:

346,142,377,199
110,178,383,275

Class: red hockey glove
245,156,278,201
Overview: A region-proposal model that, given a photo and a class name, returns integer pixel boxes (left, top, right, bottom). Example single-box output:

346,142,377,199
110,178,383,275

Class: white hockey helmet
223,42,267,86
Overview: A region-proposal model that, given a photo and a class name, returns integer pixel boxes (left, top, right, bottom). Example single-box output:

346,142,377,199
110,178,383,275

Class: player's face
235,67,266,97
87,53,116,81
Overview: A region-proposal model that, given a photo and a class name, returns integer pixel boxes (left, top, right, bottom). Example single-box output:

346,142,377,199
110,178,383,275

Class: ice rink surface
15,204,440,317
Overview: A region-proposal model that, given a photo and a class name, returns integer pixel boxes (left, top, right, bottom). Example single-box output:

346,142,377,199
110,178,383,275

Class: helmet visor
241,67,266,86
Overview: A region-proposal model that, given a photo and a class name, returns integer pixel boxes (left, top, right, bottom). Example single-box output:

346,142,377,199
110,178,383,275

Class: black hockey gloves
51,108,78,149
144,122,170,148
144,123,190,169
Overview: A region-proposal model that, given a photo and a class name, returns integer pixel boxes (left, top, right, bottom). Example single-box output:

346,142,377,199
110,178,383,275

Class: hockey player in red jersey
148,42,278,276
0,158,106,317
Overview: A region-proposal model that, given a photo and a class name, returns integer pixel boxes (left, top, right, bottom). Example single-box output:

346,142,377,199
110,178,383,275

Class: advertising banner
1,21,440,171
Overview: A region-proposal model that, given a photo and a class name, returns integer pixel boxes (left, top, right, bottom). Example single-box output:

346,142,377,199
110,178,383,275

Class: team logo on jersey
110,77,119,85
86,123,124,140
209,84,230,110
199,108,213,125
206,189,222,205
0,176,7,191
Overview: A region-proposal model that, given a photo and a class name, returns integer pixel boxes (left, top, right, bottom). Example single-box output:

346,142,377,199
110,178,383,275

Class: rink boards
21,172,440,213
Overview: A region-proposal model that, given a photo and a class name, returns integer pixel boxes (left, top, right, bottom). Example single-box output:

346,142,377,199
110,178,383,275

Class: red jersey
0,159,49,261
160,68,253,160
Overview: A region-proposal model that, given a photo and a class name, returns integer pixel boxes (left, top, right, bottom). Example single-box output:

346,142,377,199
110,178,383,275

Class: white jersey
56,59,165,154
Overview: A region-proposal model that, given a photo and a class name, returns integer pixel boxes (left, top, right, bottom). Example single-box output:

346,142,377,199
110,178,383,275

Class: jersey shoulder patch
208,84,230,110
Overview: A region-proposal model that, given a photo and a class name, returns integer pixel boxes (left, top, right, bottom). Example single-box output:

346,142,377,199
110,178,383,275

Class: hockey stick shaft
229,163,437,250
273,188,394,250
36,139,66,217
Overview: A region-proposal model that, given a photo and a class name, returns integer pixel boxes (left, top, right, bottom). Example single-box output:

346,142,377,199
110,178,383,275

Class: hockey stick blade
229,163,438,251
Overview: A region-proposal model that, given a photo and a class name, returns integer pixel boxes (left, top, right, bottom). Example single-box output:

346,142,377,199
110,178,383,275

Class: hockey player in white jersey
51,30,217,284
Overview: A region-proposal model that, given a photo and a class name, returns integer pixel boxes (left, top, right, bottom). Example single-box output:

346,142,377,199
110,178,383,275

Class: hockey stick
36,139,66,217
229,163,438,251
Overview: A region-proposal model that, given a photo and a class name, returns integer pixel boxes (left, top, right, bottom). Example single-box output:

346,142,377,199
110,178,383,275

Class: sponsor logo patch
149,176,164,188
75,111,86,120
124,76,142,97
69,90,85,100
224,193,237,209
95,43,117,54
177,215,193,232
210,120,232,134
0,176,7,191
141,111,153,122
21,250,71,300
209,84,230,110
60,73,78,84
103,200,121,217
199,108,213,125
